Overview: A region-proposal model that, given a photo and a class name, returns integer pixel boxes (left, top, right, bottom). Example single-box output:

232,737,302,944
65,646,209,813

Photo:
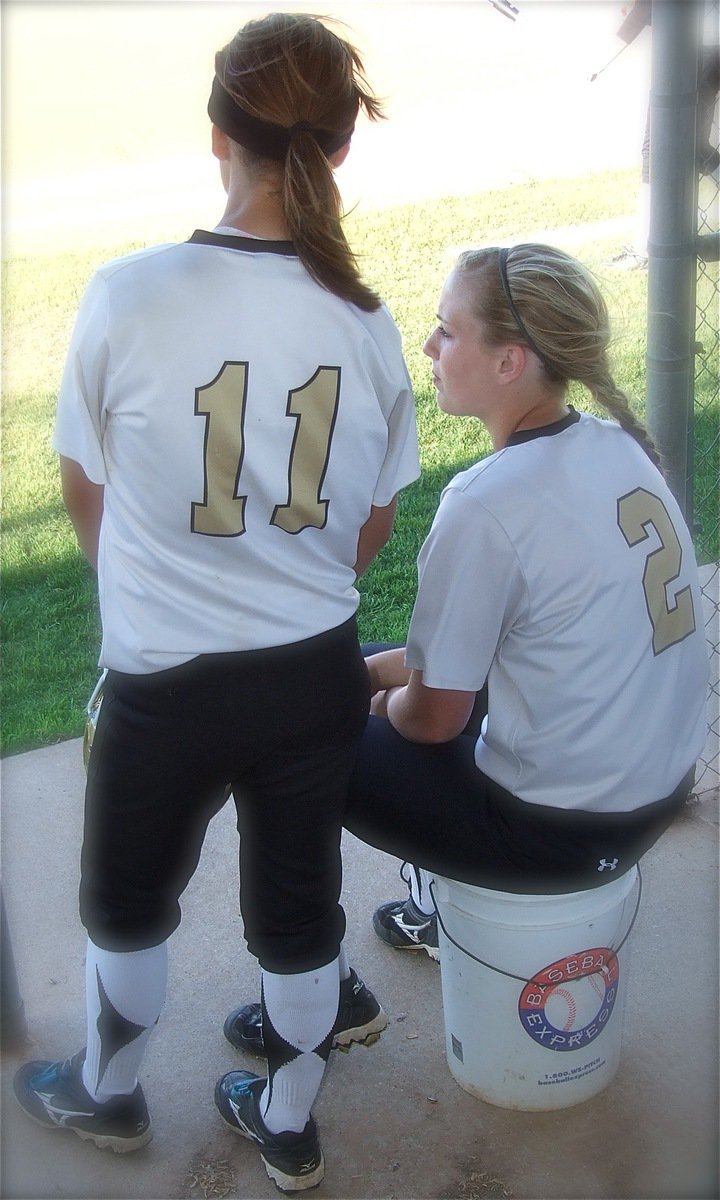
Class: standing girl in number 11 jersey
14,14,419,1193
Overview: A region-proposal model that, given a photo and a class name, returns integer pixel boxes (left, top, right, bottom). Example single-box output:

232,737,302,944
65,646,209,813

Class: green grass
2,166,716,755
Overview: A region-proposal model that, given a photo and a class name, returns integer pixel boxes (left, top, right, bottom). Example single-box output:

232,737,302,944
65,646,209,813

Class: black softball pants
346,645,692,894
81,618,370,972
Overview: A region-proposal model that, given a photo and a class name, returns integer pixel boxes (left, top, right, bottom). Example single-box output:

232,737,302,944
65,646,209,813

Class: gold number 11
191,361,341,537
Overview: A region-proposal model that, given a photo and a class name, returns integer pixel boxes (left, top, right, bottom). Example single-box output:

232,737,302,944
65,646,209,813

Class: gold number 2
191,362,340,538
617,487,696,655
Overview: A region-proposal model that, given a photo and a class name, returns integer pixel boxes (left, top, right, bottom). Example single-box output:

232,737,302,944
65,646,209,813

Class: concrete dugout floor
1,737,718,1200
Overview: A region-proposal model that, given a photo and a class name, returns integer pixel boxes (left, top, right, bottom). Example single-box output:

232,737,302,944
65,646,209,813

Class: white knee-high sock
260,958,339,1134
337,941,350,983
406,864,434,916
83,938,168,1101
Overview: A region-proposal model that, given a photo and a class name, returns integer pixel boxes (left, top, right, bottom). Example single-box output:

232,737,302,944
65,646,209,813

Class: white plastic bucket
433,867,639,1110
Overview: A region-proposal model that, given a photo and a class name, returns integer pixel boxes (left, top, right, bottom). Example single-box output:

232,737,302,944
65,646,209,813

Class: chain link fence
696,49,715,806
694,8,719,800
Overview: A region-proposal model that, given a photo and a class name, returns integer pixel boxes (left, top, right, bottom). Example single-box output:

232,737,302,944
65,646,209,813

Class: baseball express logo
518,947,619,1051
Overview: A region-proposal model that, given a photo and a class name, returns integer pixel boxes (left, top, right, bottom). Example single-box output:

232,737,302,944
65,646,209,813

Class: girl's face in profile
423,270,499,420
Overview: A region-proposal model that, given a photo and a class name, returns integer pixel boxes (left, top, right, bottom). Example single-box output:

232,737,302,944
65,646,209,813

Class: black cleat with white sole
372,896,440,960
223,967,387,1057
215,1068,324,1193
13,1049,151,1153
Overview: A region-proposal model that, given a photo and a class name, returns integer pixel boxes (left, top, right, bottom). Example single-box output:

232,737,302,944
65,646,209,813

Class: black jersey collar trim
188,229,297,257
506,406,580,445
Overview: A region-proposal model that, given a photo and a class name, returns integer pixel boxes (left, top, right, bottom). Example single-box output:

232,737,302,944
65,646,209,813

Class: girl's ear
497,343,528,385
329,139,351,170
212,124,232,162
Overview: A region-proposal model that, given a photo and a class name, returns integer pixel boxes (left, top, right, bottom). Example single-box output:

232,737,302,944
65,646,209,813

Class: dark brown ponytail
215,14,385,311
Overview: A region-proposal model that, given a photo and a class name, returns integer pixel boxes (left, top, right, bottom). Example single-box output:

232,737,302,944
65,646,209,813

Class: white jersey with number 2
405,411,709,813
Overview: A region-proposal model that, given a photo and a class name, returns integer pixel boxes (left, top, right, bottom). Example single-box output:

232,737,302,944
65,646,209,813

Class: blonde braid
585,369,663,471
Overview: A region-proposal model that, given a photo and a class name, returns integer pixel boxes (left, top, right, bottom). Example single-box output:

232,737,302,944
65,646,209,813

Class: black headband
497,246,555,373
208,76,353,162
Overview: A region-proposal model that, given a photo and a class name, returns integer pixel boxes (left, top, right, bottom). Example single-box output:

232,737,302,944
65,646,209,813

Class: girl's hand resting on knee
365,648,411,698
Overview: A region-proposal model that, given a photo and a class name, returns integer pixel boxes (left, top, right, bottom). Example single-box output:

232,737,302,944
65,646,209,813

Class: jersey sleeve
405,487,528,691
52,272,111,485
355,305,420,505
371,364,420,505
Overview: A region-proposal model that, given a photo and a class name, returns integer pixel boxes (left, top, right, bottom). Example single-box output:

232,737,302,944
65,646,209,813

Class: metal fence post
645,0,702,524
1,890,28,1048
